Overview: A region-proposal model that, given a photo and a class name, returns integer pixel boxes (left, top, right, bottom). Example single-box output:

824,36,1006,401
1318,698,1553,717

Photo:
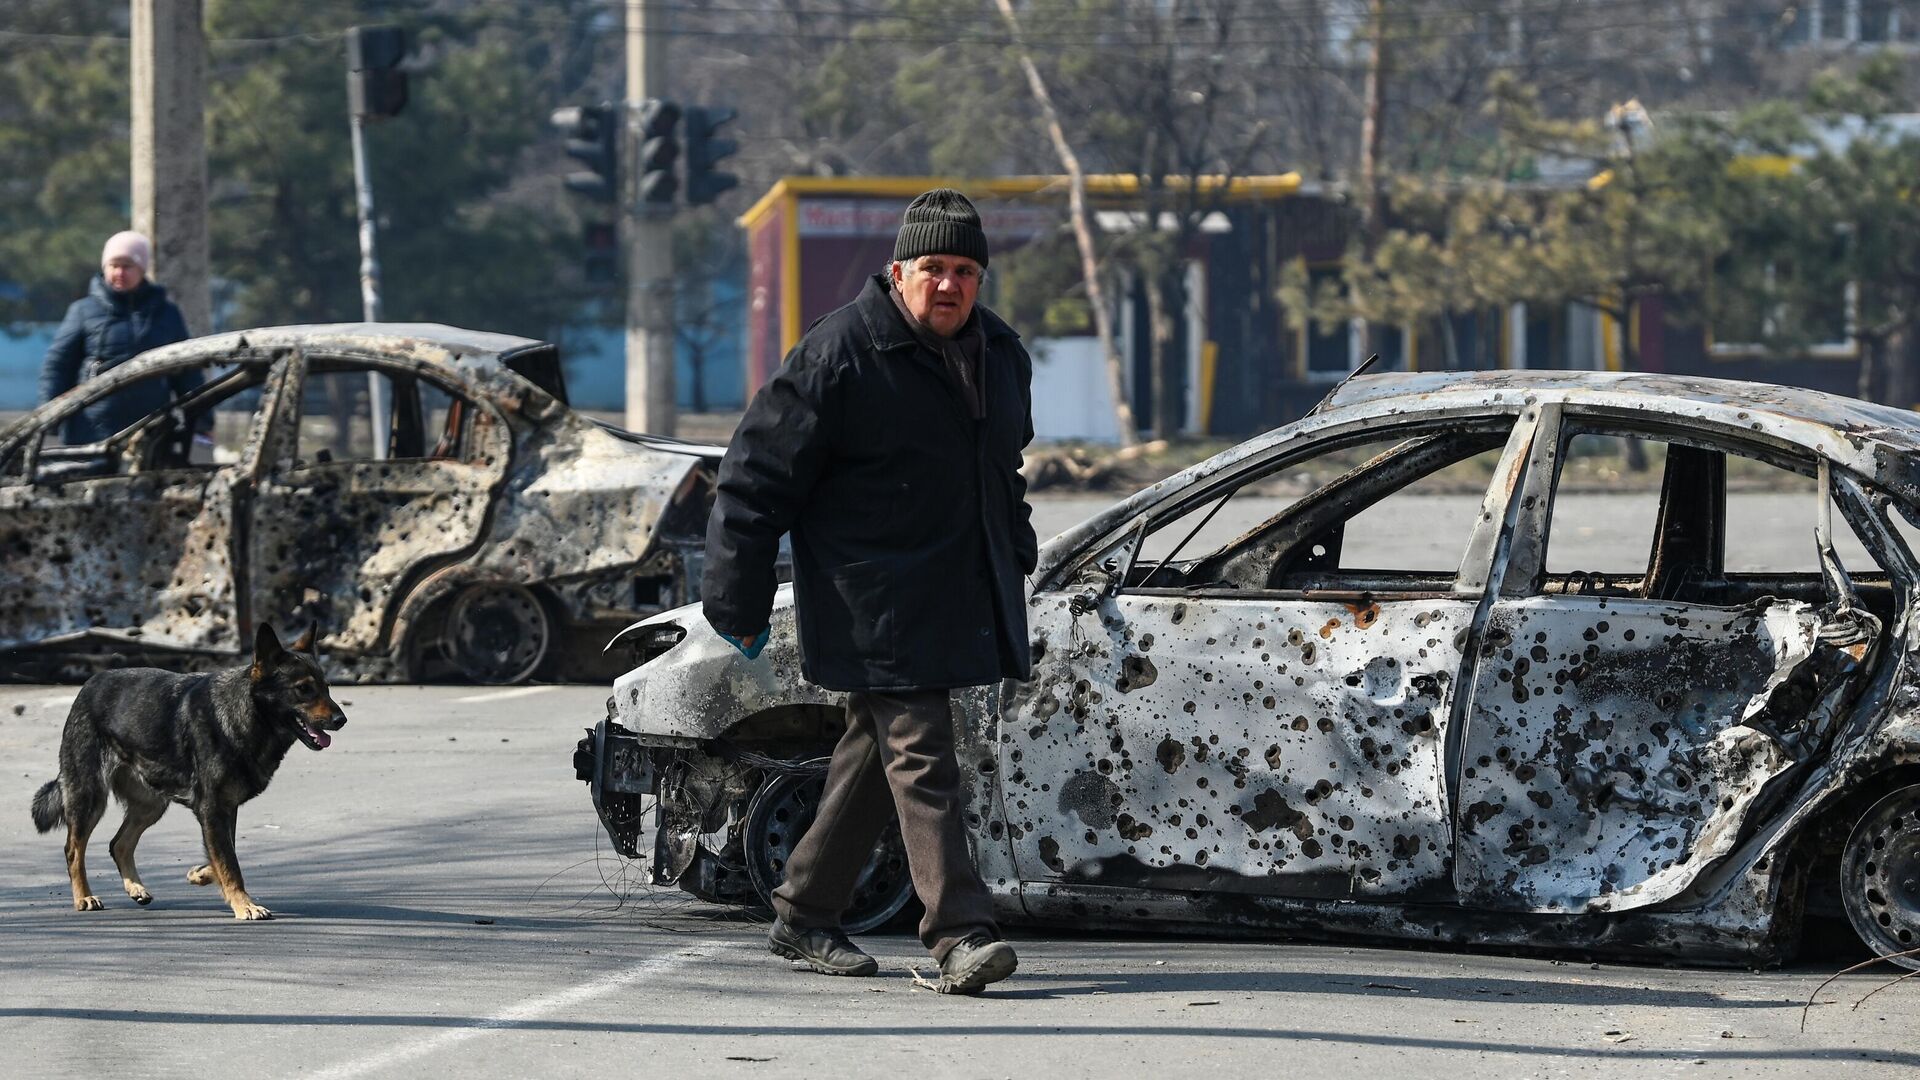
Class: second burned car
578,369,1920,968
1,323,726,684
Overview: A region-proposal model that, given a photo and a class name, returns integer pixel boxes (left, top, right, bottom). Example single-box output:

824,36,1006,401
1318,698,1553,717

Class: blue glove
718,627,770,660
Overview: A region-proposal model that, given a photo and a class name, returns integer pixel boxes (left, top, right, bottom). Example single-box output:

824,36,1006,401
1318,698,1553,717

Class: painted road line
307,942,723,1080
449,685,558,705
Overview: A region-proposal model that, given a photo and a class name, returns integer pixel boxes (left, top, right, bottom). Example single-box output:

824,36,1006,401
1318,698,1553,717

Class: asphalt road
3,683,1916,1080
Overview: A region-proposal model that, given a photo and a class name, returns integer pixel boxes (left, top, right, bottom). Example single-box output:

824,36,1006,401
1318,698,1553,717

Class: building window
1783,0,1916,45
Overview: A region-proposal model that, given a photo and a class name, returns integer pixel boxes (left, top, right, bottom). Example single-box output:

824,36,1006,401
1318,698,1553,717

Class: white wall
1028,336,1122,444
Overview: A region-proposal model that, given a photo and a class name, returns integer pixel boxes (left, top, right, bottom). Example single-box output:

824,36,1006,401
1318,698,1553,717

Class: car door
1452,406,1882,912
0,356,284,657
246,353,511,656
1000,410,1534,902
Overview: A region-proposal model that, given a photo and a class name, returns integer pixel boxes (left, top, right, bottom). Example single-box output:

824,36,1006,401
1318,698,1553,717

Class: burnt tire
742,768,916,935
1840,782,1920,970
444,583,552,685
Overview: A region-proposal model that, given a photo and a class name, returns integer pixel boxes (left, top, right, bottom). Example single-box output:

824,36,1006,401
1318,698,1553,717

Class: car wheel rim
446,584,551,685
742,768,915,935
1841,783,1920,970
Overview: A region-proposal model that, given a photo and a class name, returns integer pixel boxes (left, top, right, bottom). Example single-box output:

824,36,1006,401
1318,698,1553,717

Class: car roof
129,322,571,404
188,322,552,359
1322,369,1920,453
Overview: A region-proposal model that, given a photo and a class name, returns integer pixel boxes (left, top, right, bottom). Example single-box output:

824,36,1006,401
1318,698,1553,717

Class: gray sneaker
768,919,879,977
935,933,1018,995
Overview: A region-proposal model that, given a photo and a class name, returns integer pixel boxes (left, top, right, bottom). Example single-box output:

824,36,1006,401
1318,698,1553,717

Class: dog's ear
252,623,286,679
290,621,318,656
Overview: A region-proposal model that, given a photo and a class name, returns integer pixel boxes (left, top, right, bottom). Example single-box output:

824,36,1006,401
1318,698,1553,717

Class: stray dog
29,623,347,920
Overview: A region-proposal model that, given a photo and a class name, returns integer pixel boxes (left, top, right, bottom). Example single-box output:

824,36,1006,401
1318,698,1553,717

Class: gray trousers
771,688,998,961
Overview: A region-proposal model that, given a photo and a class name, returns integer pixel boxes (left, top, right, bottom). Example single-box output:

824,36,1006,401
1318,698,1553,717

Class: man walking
703,188,1037,995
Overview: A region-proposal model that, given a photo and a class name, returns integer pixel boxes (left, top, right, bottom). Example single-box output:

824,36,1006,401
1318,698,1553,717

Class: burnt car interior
1531,421,1901,624
1101,414,1907,626
295,360,478,467
1121,419,1517,597
6,362,267,483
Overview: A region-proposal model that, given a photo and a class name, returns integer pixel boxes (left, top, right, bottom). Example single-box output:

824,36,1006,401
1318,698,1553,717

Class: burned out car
1,323,722,684
577,370,1920,967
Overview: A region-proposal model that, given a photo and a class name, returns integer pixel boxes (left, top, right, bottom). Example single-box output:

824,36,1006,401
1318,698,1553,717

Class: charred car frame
2,323,724,684
577,371,1920,966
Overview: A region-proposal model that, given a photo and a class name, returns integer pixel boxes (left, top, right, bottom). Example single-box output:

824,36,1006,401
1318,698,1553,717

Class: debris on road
1802,946,1920,1031
1021,439,1169,492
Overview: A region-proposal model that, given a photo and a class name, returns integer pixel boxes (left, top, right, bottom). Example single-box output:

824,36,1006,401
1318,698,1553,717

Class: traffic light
551,104,619,203
582,222,618,284
637,98,681,206
684,106,740,206
346,26,408,121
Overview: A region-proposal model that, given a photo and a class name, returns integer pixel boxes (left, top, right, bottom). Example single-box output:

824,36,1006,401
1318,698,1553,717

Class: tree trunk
1612,299,1649,471
1353,0,1388,360
1439,312,1460,370
993,0,1139,448
1147,259,1185,440
1857,334,1882,403
1879,327,1917,408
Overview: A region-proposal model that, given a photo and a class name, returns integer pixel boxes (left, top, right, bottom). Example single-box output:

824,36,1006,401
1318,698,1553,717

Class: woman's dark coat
40,275,195,444
704,273,1038,692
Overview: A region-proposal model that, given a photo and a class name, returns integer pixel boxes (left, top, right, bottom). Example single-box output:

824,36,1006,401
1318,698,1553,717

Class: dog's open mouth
296,721,333,751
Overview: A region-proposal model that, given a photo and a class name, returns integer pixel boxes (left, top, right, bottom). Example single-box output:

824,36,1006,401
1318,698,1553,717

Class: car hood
606,586,839,743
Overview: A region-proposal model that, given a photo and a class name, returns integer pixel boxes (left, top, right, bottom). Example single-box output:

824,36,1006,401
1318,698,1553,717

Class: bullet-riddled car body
1,323,722,684
577,370,1920,966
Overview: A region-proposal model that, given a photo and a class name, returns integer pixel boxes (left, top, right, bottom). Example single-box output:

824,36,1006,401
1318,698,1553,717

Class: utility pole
1355,0,1388,362
626,0,676,435
349,119,383,324
130,0,211,337
345,26,407,458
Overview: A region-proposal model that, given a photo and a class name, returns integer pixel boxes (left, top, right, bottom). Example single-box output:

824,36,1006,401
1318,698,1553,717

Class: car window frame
7,355,282,486
1500,405,1911,602
1069,407,1543,603
269,351,504,477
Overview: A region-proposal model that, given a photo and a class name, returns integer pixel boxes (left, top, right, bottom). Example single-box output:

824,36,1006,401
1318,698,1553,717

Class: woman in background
40,230,196,444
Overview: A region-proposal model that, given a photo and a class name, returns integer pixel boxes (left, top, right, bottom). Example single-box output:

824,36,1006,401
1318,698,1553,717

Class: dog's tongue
307,726,332,750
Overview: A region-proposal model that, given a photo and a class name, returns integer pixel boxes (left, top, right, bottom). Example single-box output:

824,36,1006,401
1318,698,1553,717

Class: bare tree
992,0,1139,447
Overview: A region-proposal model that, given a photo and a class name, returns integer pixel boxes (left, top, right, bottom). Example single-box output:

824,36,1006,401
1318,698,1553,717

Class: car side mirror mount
1069,521,1144,615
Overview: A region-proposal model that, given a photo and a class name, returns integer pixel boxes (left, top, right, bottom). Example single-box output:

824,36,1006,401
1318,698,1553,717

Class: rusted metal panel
1002,592,1472,899
0,326,715,682
0,471,243,654
1455,596,1826,913
586,368,1920,966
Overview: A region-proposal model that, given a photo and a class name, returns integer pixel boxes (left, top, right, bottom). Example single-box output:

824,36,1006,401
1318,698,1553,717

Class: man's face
103,257,144,292
892,254,983,337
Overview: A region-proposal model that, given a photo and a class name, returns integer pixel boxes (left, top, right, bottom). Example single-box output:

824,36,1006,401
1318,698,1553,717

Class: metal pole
350,113,390,459
625,0,676,435
130,0,212,337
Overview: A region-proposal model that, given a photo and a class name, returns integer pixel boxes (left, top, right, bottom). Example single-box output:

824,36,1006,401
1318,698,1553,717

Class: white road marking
449,685,557,705
308,942,720,1080
39,693,78,710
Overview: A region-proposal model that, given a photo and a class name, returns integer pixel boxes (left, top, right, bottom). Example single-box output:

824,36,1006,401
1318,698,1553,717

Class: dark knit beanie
893,188,989,268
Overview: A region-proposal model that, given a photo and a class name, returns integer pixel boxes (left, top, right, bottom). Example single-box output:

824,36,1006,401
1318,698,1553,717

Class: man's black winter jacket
703,273,1038,692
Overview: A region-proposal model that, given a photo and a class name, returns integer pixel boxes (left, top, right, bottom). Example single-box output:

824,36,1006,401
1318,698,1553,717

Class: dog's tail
30,781,62,833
